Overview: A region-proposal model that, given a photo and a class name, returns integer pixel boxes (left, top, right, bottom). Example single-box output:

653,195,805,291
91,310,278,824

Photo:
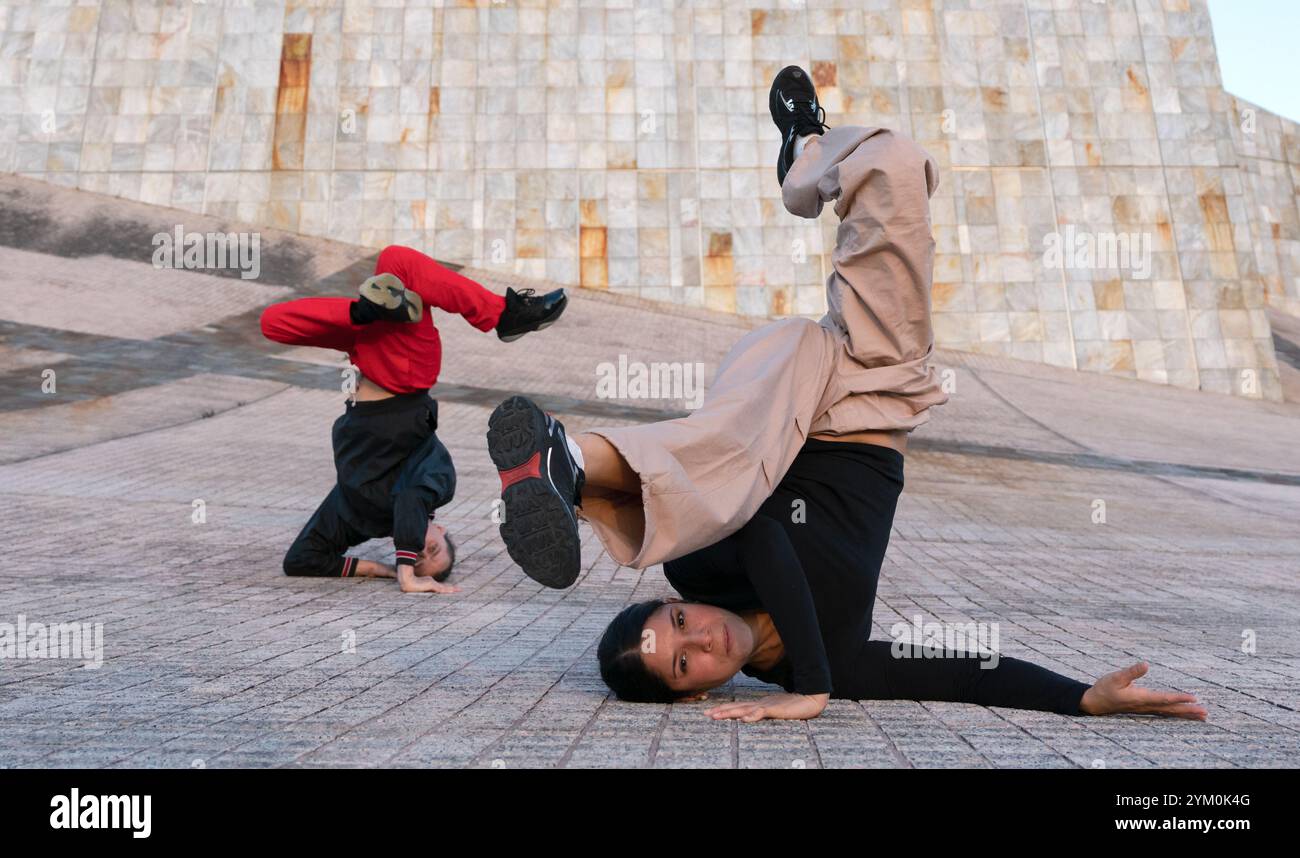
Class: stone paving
1,177,1298,768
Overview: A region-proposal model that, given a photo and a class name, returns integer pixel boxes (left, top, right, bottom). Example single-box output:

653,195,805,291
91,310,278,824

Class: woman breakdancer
488,65,1204,721
597,436,1205,721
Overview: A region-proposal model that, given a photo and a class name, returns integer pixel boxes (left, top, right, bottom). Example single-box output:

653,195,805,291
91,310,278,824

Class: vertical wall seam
690,1,705,309
1132,0,1202,390
203,4,230,214
1022,0,1079,370
79,0,105,190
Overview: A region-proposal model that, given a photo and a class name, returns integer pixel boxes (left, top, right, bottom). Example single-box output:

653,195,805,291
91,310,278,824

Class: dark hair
597,599,677,703
433,533,456,583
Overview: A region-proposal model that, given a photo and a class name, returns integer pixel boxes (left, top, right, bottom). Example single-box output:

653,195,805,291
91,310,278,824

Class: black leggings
843,641,1089,715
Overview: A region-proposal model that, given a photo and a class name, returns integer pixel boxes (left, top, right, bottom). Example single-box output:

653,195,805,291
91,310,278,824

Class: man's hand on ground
397,564,460,594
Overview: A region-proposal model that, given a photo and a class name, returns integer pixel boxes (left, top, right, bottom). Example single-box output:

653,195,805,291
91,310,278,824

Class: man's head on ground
412,521,456,582
598,598,755,702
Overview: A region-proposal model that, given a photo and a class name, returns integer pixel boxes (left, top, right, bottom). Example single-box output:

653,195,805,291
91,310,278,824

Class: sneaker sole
497,295,568,343
359,274,424,323
487,396,581,588
498,318,557,343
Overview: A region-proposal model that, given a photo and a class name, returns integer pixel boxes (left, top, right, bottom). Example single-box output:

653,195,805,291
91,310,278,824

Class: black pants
283,486,370,578
284,393,441,578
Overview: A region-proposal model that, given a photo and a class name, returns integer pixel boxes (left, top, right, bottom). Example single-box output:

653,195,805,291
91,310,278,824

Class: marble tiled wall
1,0,1295,400
1230,94,1300,320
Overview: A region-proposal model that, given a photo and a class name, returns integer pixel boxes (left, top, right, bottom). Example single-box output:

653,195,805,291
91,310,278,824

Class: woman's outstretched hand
704,692,830,722
1080,662,1207,720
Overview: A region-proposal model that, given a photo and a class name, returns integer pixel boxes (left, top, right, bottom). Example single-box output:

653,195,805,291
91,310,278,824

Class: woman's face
640,600,754,697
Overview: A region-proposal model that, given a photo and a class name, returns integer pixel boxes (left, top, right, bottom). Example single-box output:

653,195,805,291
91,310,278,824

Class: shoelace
794,100,828,134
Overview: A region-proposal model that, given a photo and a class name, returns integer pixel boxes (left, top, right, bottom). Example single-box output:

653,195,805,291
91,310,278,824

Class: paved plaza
1,176,1298,768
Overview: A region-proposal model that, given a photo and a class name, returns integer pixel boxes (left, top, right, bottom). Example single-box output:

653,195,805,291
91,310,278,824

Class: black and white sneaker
487,395,584,588
769,65,829,186
356,272,424,323
496,287,568,342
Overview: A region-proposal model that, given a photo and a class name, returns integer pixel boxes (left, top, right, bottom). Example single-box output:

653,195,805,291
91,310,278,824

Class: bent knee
376,244,414,272
259,304,285,342
282,550,314,577
781,315,820,331
771,315,824,340
864,129,937,195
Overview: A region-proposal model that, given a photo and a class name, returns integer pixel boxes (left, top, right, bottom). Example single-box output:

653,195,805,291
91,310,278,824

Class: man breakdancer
261,245,566,593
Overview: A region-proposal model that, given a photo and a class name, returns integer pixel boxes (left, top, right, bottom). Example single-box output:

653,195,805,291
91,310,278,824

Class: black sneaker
487,395,584,588
496,287,567,342
355,273,424,323
769,65,829,186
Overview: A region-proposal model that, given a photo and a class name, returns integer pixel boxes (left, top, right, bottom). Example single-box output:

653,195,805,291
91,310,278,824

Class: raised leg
259,297,358,352
571,433,646,556
574,433,640,495
374,245,505,332
780,125,941,369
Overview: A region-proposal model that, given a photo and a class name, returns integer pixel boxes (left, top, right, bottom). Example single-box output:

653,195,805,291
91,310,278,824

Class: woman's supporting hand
1080,662,1207,720
704,692,830,722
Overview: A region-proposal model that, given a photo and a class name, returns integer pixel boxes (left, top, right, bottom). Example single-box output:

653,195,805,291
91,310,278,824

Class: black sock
350,299,380,325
